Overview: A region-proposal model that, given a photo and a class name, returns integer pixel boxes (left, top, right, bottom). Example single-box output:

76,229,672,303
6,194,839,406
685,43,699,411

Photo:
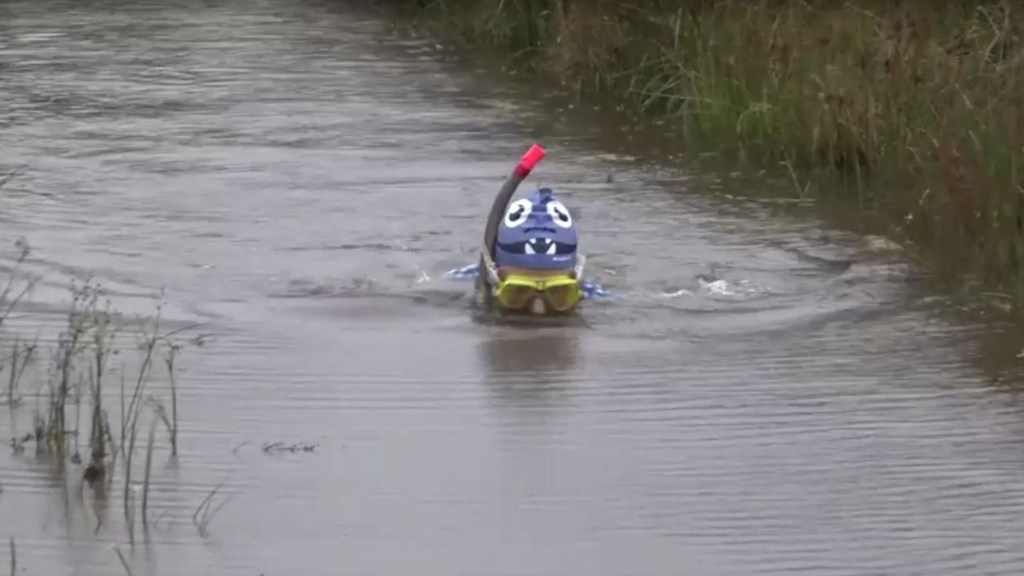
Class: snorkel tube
477,144,546,306
484,144,546,254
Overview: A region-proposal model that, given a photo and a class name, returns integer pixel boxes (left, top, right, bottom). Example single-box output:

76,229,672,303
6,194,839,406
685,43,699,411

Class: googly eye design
503,199,533,228
546,200,573,229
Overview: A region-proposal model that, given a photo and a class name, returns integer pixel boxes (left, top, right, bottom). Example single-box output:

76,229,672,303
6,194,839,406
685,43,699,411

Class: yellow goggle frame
479,249,586,314
494,272,582,313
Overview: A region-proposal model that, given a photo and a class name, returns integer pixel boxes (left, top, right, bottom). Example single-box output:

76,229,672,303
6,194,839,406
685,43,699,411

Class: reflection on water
477,326,581,412
478,327,582,377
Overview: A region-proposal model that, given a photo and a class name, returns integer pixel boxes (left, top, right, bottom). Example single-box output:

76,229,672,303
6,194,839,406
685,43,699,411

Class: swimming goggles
479,250,586,314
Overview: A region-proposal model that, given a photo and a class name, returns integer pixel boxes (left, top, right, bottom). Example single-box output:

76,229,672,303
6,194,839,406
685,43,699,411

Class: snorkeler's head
493,187,577,272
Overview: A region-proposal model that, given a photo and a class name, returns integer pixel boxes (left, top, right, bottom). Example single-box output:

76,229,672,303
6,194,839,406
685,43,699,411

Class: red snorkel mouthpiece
513,144,546,178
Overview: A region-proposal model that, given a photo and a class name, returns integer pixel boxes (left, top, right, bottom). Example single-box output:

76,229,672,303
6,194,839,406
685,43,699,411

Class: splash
657,276,768,299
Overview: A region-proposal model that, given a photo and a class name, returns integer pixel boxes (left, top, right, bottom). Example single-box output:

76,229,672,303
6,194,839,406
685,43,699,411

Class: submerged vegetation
0,240,215,545
1,170,226,558
378,0,1024,318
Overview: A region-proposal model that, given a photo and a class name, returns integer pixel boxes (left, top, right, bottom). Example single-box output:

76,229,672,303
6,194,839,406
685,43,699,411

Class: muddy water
2,0,1024,575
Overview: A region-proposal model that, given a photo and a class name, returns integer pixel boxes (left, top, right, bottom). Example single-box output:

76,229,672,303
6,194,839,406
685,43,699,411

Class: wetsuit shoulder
442,263,480,280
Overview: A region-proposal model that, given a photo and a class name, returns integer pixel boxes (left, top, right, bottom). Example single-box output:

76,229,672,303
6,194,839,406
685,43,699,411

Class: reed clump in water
1,175,224,552
0,237,210,546
381,0,1024,315
1,170,227,553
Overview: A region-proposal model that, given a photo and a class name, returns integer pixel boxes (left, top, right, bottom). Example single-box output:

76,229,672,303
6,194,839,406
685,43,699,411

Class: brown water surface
2,1,1024,575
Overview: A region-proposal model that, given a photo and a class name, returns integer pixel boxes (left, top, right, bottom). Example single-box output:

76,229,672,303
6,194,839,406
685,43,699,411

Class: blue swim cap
494,187,577,271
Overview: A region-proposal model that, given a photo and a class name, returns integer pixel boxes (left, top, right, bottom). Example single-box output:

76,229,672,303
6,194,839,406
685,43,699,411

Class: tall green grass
381,0,1024,314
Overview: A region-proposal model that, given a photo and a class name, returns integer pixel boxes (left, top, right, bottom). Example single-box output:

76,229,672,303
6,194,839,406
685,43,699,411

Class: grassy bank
376,0,1024,318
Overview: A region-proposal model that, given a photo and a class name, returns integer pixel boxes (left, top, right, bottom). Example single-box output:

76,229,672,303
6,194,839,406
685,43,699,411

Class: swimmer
444,144,608,315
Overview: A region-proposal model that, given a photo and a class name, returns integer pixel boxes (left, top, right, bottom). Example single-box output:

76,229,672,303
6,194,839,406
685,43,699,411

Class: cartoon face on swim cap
494,187,577,270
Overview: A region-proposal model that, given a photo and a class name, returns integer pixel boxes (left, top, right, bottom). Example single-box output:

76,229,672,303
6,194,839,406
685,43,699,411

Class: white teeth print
524,237,555,256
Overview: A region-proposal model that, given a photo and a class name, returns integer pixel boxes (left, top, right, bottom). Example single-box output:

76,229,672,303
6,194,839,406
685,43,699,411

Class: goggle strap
479,248,502,292
573,254,586,280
